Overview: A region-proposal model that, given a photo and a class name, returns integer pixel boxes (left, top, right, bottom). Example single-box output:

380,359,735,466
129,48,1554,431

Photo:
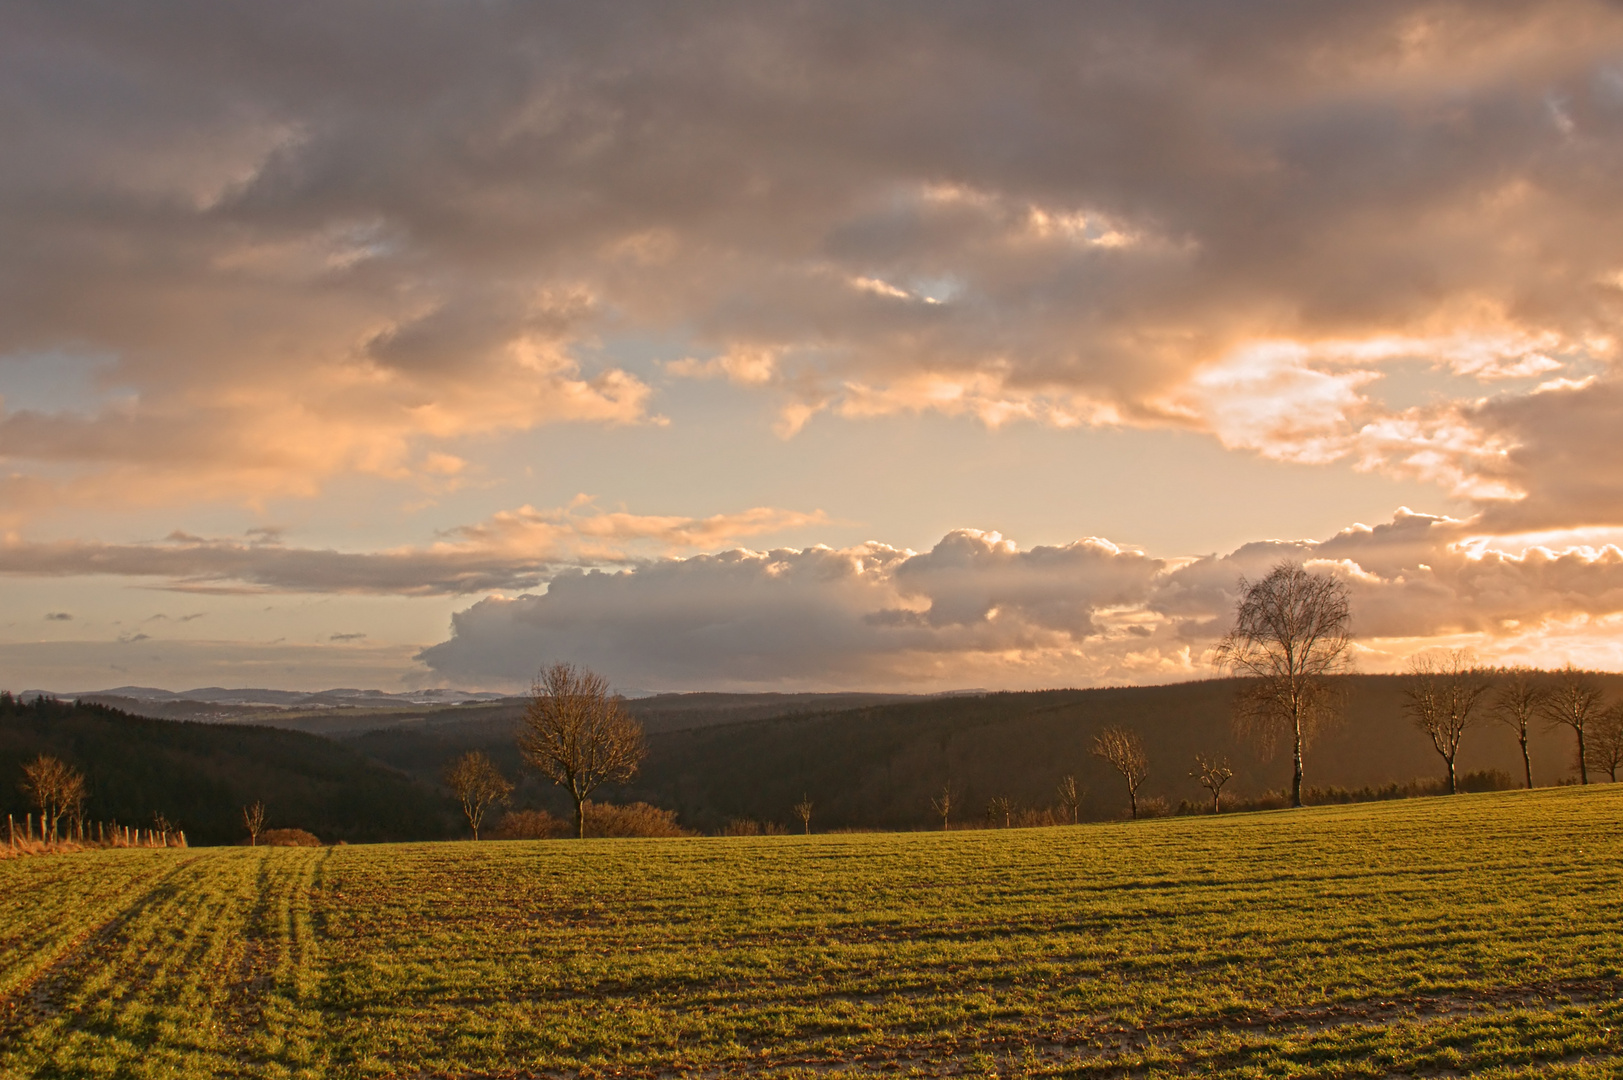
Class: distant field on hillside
4,786,1622,1077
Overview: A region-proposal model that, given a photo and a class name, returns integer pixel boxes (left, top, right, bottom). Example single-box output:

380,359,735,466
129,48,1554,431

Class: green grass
4,786,1623,1078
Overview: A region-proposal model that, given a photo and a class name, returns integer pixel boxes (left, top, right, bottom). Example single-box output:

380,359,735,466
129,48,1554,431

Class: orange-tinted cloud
417,514,1623,691
0,502,827,595
5,2,1623,523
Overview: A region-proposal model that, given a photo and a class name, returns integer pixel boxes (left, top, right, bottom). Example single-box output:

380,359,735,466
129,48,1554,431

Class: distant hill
351,674,1623,832
0,695,457,844
28,684,509,708
11,675,1620,842
28,687,921,737
20,685,511,728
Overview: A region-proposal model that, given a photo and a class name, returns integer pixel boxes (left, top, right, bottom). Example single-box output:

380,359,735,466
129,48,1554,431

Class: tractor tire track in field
0,847,332,1079
812,978,1623,1078
378,977,1623,1079
0,853,202,1034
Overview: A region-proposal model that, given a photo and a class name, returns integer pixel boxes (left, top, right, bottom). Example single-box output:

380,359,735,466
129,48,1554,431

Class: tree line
1080,562,1623,820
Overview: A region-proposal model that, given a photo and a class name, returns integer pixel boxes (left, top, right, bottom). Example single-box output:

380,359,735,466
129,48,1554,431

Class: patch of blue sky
0,348,129,414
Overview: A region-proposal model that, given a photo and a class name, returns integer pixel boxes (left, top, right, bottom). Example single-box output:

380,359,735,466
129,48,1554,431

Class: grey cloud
418,531,1192,690
892,532,1163,633
0,504,827,594
420,513,1623,690
44,611,72,621
0,535,553,596
1470,379,1623,529
4,2,1623,513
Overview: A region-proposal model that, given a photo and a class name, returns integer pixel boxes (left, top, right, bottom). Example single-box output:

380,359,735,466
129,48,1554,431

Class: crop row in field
3,785,1622,1077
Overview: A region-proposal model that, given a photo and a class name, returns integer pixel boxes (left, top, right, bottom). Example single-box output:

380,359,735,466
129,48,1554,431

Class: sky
4,0,1623,694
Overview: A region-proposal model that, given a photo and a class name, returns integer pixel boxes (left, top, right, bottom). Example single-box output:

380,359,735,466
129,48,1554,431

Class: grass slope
0,697,457,844
3,785,1621,1077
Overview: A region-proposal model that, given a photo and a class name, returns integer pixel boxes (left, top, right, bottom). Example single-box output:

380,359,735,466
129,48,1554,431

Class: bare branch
792,795,814,835
1056,774,1082,825
929,783,953,831
243,801,267,846
1092,726,1149,820
1215,562,1351,807
1403,649,1490,795
1490,666,1547,789
517,662,646,838
443,751,513,840
1539,665,1605,785
1191,754,1233,813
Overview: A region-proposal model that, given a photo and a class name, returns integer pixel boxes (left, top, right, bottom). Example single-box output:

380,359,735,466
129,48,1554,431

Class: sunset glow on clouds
4,1,1623,691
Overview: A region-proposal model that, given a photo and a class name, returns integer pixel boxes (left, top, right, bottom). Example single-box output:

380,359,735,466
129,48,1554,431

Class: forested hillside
9,674,1620,842
353,674,1623,833
0,696,456,844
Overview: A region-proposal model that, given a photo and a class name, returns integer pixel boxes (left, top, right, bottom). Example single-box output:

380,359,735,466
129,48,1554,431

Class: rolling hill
351,673,1623,833
0,695,456,844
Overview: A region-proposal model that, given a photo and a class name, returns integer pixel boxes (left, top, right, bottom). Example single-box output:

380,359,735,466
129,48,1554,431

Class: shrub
584,801,694,838
490,808,568,840
490,803,693,839
1459,769,1517,793
259,828,321,847
1136,796,1172,819
1013,806,1070,828
721,818,788,836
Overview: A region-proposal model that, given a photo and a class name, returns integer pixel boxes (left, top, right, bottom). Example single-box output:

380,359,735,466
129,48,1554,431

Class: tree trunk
1519,737,1532,789
1211,791,1220,814
1446,755,1457,795
573,795,586,839
1128,790,1138,820
1291,719,1305,808
1577,730,1589,784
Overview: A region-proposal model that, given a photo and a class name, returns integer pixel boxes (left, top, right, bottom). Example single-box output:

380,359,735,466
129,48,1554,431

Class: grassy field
3,786,1622,1078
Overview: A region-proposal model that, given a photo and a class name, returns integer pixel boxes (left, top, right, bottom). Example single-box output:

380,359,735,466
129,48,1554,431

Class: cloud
416,531,1175,689
1466,378,1623,528
0,500,826,595
329,632,366,642
44,611,72,621
418,512,1623,691
5,2,1623,520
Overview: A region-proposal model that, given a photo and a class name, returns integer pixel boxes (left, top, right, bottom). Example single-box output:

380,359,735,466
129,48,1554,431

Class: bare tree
61,770,87,838
929,783,953,830
1539,665,1605,784
1057,774,1081,825
792,795,814,834
443,751,513,840
1191,754,1233,813
1586,704,1623,783
518,662,647,838
20,755,84,842
1403,649,1490,795
243,801,267,846
987,795,1014,828
1092,726,1149,819
1490,667,1547,789
1215,562,1352,808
